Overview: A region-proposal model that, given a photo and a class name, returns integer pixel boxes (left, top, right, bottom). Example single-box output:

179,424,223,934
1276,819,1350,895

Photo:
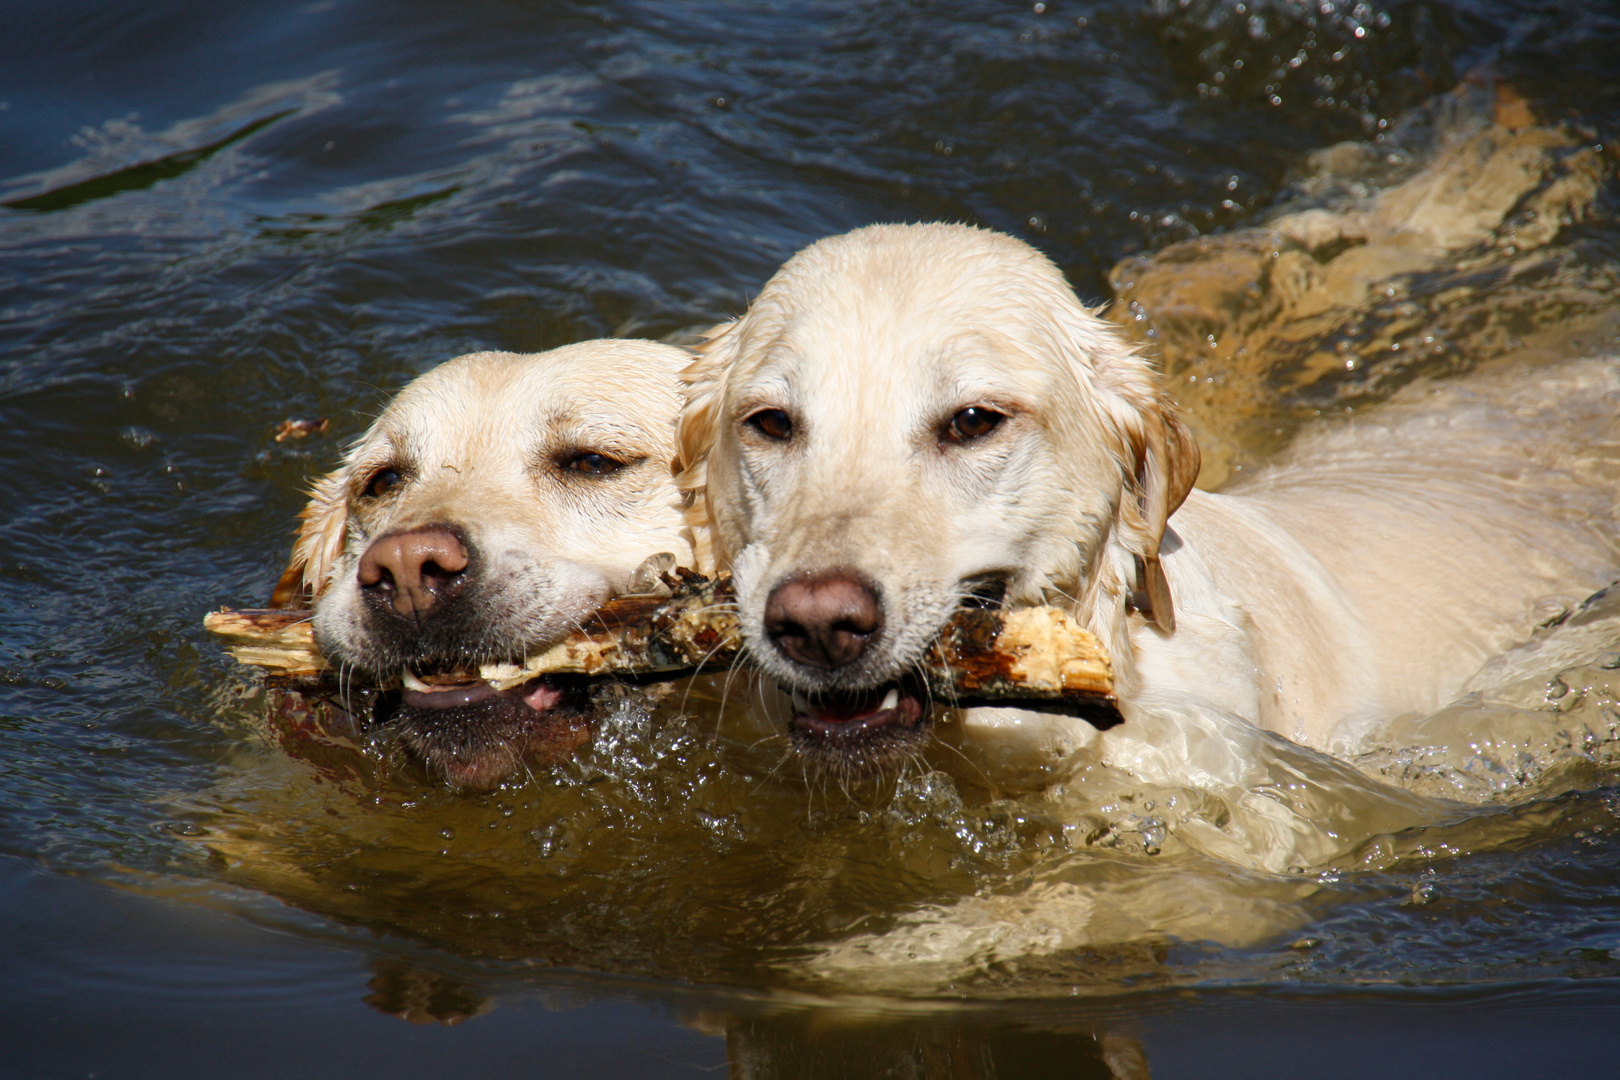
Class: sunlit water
4,0,1620,1075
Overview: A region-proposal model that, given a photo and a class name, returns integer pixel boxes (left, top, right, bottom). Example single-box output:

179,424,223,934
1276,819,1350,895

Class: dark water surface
4,1,1620,1075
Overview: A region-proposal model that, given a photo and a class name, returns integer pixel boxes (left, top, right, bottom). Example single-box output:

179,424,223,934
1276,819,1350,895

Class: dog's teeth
401,668,430,692
790,687,811,715
880,688,899,712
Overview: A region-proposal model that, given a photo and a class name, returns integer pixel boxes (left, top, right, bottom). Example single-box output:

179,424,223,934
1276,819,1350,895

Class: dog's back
1170,357,1620,751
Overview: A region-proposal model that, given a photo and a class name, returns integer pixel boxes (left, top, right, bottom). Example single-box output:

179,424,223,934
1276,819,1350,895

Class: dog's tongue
401,677,496,709
816,689,892,722
523,680,563,712
402,669,562,713
792,684,926,734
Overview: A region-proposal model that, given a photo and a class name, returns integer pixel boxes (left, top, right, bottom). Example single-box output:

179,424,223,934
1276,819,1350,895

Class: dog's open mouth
391,667,590,790
785,678,930,774
400,668,563,713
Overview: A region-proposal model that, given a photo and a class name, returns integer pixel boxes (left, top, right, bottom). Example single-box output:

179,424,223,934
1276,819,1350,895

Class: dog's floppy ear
673,320,741,571
1115,387,1200,633
1056,309,1200,633
268,468,348,608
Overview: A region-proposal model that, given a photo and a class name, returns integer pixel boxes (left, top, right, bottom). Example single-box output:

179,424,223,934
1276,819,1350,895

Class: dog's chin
784,678,931,778
392,675,590,790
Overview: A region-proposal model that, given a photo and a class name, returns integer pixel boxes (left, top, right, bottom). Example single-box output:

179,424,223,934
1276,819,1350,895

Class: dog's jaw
392,676,590,790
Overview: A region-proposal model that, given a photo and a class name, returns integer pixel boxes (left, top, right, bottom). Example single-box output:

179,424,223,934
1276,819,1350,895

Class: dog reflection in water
719,1010,1150,1080
273,340,695,789
359,957,1151,1079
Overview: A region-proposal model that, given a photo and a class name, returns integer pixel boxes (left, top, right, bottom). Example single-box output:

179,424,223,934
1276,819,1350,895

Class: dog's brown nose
764,570,882,670
357,527,469,617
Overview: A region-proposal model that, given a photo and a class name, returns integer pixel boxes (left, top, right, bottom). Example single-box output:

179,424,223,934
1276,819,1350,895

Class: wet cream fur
677,223,1620,767
276,340,696,671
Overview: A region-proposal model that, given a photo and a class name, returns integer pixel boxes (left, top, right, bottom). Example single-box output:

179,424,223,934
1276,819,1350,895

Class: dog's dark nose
764,570,882,670
357,527,469,618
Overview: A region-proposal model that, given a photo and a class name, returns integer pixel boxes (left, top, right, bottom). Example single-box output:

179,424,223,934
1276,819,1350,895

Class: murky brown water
4,0,1620,1075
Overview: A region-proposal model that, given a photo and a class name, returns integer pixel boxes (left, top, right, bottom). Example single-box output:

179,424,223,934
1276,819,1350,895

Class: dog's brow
536,414,654,453
352,435,413,476
392,423,441,467
730,370,794,412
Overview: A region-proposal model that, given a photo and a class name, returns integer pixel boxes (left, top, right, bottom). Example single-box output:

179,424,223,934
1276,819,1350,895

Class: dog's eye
363,467,403,499
945,407,1005,443
561,451,626,476
747,409,794,441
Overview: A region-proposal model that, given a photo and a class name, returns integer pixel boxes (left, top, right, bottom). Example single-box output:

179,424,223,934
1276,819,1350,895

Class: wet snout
763,569,882,670
357,526,470,618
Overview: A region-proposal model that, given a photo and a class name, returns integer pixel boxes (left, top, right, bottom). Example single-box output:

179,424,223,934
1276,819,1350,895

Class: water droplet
1139,817,1166,855
119,426,158,450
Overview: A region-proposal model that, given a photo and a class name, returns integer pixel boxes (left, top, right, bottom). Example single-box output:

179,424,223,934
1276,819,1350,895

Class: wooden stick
205,575,1120,725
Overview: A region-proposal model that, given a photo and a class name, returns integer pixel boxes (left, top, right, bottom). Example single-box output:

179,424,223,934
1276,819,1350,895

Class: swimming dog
675,223,1620,779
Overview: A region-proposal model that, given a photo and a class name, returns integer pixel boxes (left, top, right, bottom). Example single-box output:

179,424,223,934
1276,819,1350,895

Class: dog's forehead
769,223,1065,314
373,344,682,459
734,238,1071,402
514,360,679,438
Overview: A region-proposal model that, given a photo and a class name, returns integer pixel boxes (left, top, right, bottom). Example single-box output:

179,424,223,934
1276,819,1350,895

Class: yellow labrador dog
275,340,695,788
676,223,1620,778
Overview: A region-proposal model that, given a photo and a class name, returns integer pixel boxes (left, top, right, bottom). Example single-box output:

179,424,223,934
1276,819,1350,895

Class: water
4,0,1620,1074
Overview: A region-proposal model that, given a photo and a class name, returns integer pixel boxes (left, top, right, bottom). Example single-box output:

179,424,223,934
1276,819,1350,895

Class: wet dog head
677,224,1197,771
274,340,694,788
